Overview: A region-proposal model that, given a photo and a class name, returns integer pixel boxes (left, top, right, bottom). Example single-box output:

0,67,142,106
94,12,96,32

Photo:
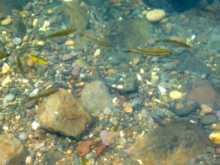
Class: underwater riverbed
0,0,220,164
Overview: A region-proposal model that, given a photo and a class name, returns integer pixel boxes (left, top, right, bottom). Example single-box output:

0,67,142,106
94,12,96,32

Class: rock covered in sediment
0,134,27,164
37,89,91,137
127,121,209,164
80,81,113,115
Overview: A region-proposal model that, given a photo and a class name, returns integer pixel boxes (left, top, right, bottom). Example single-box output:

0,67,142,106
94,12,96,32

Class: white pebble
94,49,101,57
136,73,142,81
39,20,50,31
31,121,40,130
29,88,39,97
158,86,167,95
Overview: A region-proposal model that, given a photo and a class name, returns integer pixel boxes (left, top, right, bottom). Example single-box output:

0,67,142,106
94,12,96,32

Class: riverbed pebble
145,9,166,22
169,90,183,100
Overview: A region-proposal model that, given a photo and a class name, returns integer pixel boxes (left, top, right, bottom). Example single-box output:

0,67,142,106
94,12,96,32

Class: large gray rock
37,89,91,137
0,134,27,164
81,81,113,115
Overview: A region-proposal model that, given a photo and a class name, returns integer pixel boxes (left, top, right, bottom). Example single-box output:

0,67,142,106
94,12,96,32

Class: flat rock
127,120,209,164
37,89,91,137
177,51,210,77
0,134,27,164
170,100,198,117
187,80,220,108
80,81,112,115
200,114,218,125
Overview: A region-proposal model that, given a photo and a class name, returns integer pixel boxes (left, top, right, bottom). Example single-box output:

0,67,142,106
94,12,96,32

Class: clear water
0,0,220,164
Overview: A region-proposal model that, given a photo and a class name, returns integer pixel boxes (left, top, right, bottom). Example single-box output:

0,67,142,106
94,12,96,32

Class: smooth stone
37,89,91,137
200,114,218,125
169,90,183,100
1,63,11,74
0,134,27,164
200,104,213,115
177,51,210,76
65,39,75,47
170,100,198,117
81,81,113,115
118,75,138,93
146,9,166,22
1,16,13,25
187,79,220,107
209,132,220,145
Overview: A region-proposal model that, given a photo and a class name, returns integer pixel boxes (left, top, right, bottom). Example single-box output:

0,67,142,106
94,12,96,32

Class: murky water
0,0,220,164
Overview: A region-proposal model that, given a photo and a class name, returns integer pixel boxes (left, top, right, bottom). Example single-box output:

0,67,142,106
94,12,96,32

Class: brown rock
95,142,108,157
187,80,220,107
37,89,91,137
0,134,27,164
127,121,209,164
76,139,96,157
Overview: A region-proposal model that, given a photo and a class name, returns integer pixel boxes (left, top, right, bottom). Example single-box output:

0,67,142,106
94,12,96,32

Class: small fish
27,86,58,101
27,54,48,65
126,47,173,56
46,27,76,38
0,50,9,60
157,37,192,48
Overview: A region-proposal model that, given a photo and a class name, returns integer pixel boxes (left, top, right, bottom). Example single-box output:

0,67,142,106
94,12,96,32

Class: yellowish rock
200,104,213,116
0,134,27,164
145,9,166,23
1,63,11,74
1,16,13,25
211,123,220,131
35,40,45,46
65,39,75,47
1,76,12,87
38,89,91,137
209,132,220,144
169,90,183,100
123,102,133,113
